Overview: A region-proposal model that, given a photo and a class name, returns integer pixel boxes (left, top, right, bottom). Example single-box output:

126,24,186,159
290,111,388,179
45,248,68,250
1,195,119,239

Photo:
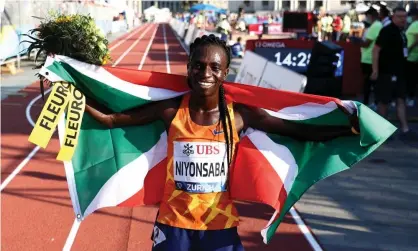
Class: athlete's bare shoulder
232,102,246,133
157,95,183,129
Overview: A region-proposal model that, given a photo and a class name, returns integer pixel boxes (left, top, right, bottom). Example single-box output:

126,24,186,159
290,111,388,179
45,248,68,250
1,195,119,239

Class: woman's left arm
235,103,359,142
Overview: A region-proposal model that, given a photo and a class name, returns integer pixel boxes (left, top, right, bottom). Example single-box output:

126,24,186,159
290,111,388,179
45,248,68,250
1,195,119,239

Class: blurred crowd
314,11,356,42
357,5,418,140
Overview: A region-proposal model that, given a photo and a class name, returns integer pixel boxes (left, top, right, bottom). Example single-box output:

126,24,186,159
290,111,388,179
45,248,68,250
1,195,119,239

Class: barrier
234,51,267,86
245,39,362,96
184,24,196,46
259,62,307,93
235,51,306,92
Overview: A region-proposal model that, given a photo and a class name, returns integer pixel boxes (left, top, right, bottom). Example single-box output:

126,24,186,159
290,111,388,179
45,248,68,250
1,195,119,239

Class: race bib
173,141,228,193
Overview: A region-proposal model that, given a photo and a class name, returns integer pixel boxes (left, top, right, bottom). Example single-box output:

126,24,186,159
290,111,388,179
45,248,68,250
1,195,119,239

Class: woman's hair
189,35,234,171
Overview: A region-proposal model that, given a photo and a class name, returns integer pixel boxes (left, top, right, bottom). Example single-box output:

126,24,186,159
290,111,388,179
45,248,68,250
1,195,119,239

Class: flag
35,55,396,244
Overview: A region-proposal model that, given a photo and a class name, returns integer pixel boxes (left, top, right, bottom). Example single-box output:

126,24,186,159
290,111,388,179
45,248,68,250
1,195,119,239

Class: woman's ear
223,68,229,79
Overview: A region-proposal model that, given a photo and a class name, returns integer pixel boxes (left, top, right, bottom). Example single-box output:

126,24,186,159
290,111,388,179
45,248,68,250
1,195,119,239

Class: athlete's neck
189,93,219,112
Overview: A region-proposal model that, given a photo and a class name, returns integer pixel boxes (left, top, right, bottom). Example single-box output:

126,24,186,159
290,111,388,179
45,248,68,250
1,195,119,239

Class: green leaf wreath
22,12,112,98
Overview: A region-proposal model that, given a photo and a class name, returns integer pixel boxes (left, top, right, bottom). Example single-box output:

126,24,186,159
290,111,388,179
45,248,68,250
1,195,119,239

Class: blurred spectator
332,14,343,41
216,14,231,42
406,8,418,107
372,7,415,139
379,5,391,26
231,37,244,58
360,7,382,108
321,14,333,41
341,13,351,41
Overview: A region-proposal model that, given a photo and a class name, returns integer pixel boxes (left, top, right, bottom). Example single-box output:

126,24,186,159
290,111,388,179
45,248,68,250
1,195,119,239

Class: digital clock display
254,47,344,77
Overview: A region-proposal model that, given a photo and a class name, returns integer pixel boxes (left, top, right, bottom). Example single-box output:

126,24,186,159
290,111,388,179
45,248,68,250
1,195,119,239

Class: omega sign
254,41,286,48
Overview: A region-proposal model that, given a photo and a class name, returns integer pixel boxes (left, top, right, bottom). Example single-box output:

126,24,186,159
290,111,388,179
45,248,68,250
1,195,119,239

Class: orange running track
1,23,321,251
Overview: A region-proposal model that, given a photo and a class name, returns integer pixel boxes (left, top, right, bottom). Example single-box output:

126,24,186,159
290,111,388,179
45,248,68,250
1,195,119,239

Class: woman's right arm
85,97,169,128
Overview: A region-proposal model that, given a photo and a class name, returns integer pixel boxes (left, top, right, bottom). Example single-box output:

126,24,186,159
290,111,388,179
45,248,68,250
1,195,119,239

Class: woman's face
187,44,229,97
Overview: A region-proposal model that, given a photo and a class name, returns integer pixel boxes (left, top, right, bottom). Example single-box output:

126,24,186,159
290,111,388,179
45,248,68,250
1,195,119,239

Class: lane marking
168,23,323,249
26,88,52,127
0,146,40,192
138,24,159,70
0,88,52,192
112,24,153,67
162,24,171,74
63,218,82,251
289,207,323,251
109,25,144,52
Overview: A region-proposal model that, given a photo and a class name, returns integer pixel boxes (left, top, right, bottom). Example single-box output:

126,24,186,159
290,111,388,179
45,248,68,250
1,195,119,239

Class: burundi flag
31,55,396,244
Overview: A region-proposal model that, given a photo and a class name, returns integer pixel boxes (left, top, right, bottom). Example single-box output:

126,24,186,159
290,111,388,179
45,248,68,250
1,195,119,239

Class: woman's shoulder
159,95,183,112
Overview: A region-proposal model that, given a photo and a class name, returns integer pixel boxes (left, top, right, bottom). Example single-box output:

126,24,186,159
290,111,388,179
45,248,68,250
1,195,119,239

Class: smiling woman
83,34,361,251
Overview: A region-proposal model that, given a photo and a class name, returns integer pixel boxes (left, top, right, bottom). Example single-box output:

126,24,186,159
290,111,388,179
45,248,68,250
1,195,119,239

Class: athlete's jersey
156,93,240,230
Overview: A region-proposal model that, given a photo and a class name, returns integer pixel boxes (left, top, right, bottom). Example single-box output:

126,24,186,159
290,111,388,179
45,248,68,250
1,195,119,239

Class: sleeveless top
156,93,240,230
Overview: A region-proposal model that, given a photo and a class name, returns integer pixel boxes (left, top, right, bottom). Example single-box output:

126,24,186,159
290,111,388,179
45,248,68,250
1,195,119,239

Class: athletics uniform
152,93,243,251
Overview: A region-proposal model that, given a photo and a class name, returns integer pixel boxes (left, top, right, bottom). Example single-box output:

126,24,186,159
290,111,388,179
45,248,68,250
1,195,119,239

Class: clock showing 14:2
254,47,344,76
275,51,312,68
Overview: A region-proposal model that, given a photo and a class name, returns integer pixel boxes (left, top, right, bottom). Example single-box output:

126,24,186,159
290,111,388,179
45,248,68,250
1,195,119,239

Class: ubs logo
183,143,194,156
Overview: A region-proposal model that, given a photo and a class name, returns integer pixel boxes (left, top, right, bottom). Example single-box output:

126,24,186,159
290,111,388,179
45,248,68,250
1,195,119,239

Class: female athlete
85,34,358,251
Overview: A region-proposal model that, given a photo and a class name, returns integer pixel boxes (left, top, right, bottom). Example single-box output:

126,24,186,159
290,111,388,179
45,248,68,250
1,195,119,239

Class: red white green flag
35,55,396,244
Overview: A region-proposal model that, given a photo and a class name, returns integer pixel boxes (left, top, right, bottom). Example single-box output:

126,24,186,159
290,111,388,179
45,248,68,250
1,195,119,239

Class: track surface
1,23,317,251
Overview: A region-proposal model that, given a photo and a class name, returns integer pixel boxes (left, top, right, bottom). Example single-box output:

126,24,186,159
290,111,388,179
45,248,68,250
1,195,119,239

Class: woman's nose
202,66,212,77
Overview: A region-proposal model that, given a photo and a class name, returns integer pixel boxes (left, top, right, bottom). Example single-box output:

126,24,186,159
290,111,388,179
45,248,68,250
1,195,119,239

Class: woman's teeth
199,82,213,87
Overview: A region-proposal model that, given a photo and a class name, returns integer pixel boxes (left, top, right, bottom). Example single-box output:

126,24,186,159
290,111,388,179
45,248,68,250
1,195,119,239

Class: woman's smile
198,81,216,88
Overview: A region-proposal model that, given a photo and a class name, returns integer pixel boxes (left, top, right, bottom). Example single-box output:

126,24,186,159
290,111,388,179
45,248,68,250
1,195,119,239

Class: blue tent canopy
190,3,223,13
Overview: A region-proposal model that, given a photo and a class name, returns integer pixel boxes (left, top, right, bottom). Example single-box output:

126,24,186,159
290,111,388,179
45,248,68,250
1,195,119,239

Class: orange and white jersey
156,93,240,230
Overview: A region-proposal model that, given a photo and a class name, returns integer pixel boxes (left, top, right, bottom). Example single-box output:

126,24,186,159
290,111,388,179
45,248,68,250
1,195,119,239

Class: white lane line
0,88,52,192
138,24,159,70
109,25,144,52
26,88,52,127
169,24,323,249
289,207,323,251
112,24,153,67
162,24,171,74
63,218,82,251
0,146,40,192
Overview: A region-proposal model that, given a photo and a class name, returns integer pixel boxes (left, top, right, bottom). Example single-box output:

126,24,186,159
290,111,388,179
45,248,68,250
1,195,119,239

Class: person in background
371,7,415,140
341,13,351,41
360,7,382,109
325,14,333,40
231,37,244,58
406,8,418,107
320,14,329,41
379,5,391,26
332,14,343,41
216,14,231,42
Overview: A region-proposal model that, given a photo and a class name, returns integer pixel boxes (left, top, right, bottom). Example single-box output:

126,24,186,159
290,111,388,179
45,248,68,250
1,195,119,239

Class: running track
1,23,321,251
